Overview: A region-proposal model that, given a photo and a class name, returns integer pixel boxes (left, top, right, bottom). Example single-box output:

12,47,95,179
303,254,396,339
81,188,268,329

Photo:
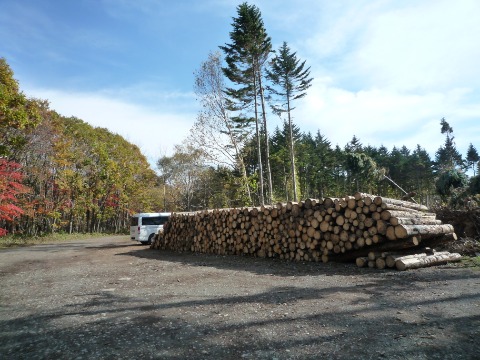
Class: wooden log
356,237,365,248
364,217,375,228
380,203,429,212
373,196,429,212
380,210,436,221
336,198,347,209
330,235,420,262
387,226,400,240
335,215,345,226
389,217,441,226
323,197,337,208
396,252,462,271
375,257,386,270
356,256,369,267
376,220,388,235
394,224,455,239
354,192,376,204
347,197,357,209
304,198,318,209
385,247,434,268
372,234,385,244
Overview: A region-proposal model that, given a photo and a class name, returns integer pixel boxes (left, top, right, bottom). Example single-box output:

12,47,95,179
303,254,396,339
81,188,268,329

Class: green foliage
344,151,383,193
0,58,158,235
220,2,272,205
157,144,208,211
435,118,463,171
220,2,271,113
468,176,480,195
267,41,313,114
466,143,479,176
267,41,313,201
0,58,41,156
435,169,468,197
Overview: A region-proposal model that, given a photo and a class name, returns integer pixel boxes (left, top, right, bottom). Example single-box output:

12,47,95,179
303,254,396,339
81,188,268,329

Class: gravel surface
0,236,479,359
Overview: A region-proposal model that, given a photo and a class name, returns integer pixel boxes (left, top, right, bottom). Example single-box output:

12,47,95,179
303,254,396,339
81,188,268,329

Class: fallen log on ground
395,252,462,271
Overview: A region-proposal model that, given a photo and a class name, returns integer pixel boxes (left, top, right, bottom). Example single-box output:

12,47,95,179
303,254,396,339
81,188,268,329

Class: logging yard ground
1,236,479,359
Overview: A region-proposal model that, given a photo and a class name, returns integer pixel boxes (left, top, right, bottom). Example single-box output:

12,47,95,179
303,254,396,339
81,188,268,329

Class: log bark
375,257,386,269
330,236,420,262
152,194,455,271
389,217,441,226
356,256,369,267
396,252,462,271
373,196,429,212
380,210,436,220
385,247,434,268
394,224,455,239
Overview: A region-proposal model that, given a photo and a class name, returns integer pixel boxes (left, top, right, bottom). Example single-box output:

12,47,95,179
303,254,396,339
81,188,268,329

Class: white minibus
130,212,171,244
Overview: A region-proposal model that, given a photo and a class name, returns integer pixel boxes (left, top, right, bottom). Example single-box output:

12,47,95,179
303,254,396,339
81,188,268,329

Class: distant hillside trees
0,58,159,236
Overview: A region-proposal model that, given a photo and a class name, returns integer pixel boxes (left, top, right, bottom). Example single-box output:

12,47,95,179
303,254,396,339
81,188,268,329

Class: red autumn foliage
0,159,29,236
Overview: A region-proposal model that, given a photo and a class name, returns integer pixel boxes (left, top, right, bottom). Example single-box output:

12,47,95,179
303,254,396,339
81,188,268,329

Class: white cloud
296,80,479,156
354,0,480,92
24,87,196,167
284,0,480,159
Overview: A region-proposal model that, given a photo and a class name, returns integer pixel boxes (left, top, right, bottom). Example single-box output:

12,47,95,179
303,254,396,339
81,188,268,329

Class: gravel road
0,236,479,359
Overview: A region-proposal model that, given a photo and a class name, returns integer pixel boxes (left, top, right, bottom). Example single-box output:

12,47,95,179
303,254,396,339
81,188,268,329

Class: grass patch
459,256,480,269
0,232,119,249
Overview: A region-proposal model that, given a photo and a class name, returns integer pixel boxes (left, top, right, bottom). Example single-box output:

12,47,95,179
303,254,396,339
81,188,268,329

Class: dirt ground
0,236,479,360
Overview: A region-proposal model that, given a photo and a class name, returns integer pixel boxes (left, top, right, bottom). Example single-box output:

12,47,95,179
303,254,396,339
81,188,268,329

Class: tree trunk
258,74,273,205
286,92,297,202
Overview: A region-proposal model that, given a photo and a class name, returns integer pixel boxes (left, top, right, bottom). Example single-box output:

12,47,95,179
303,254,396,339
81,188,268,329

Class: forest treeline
0,58,161,236
1,3,480,236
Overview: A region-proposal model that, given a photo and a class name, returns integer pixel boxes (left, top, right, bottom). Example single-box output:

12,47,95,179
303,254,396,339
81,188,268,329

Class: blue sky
1,0,479,168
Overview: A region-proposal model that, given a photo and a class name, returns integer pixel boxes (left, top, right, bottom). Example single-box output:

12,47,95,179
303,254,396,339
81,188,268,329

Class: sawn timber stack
151,193,460,270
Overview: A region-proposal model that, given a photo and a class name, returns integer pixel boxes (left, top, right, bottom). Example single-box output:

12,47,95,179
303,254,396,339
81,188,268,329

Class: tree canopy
0,59,160,236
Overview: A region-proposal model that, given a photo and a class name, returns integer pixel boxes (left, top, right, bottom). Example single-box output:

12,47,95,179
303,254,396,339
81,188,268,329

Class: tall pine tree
220,2,272,205
435,118,463,171
466,143,479,176
267,42,313,201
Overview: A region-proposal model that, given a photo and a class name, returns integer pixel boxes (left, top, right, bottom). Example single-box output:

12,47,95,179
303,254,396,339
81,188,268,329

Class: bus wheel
145,233,155,245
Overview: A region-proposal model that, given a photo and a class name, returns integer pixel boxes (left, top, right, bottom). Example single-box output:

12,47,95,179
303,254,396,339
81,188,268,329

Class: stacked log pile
151,192,461,270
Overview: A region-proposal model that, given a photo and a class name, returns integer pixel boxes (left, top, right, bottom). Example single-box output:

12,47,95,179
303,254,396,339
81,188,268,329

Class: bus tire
145,233,155,245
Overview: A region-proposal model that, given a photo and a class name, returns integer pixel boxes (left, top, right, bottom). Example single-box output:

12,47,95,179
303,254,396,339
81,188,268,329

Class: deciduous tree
0,58,41,157
190,51,252,203
0,159,29,235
